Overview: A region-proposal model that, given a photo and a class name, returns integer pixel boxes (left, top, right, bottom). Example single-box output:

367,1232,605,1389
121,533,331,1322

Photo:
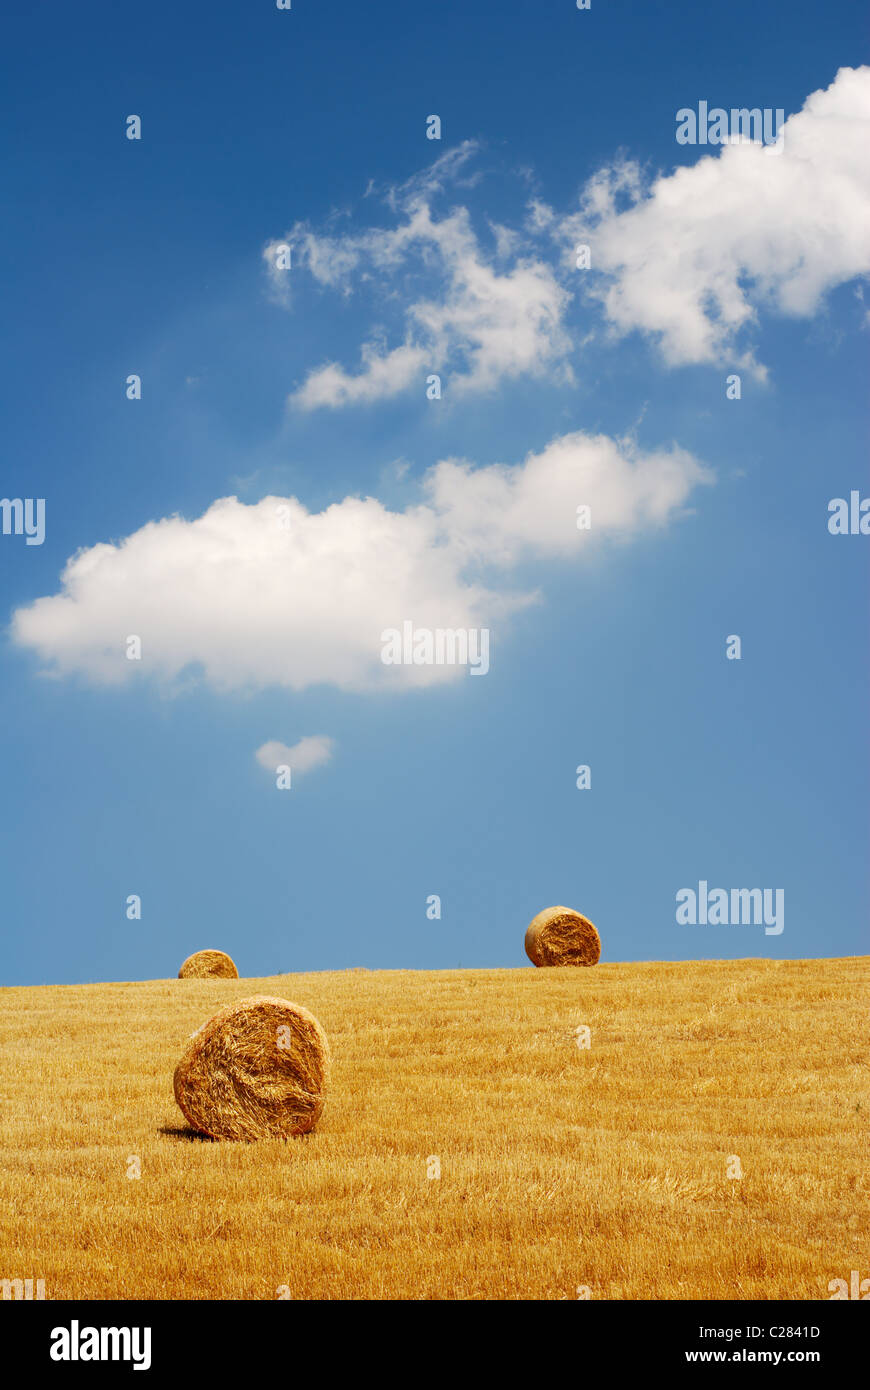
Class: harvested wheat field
0,958,867,1300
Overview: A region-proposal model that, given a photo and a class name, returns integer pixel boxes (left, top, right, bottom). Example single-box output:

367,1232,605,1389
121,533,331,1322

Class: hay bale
178,949,238,980
525,906,601,967
173,995,330,1140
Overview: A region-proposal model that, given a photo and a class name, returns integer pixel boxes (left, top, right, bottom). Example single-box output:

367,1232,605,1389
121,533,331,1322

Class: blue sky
1,1,868,985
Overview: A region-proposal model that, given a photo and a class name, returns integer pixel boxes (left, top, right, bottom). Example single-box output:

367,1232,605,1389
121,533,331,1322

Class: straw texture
178,950,239,979
173,994,330,1140
525,906,601,967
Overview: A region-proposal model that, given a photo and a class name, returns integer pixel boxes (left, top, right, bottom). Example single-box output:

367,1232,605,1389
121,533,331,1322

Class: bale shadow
158,1124,214,1143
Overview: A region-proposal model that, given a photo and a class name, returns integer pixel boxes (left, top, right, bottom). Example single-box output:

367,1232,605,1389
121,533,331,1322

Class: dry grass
0,957,867,1300
174,995,330,1141
178,950,238,979
525,906,601,967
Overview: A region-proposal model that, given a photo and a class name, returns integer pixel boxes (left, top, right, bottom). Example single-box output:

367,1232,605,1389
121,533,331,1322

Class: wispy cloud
265,158,573,407
267,66,870,393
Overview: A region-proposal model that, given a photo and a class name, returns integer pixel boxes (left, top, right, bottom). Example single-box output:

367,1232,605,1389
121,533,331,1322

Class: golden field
0,956,867,1300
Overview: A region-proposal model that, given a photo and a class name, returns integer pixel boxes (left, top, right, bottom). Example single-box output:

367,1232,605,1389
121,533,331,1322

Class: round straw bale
525,906,601,967
173,995,330,1140
178,949,238,980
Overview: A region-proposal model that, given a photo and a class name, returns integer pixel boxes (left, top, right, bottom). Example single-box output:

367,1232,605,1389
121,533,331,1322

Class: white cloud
265,69,870,397
269,189,573,408
10,432,709,694
557,66,870,372
425,432,708,565
255,735,334,776
266,69,870,394
292,341,429,409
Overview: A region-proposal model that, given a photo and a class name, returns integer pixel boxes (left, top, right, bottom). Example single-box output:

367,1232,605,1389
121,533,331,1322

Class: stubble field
0,956,866,1300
